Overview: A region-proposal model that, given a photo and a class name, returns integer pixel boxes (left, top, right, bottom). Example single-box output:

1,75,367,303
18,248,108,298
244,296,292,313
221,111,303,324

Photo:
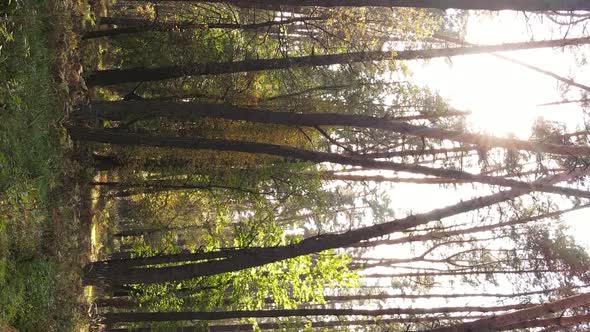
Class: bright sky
320,10,590,313
413,11,589,137
407,11,590,247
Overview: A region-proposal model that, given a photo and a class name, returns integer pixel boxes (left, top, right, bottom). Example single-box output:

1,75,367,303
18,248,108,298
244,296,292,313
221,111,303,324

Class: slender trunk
68,127,590,198
82,16,325,39
537,98,589,107
92,181,270,196
323,173,457,184
361,269,571,278
86,36,590,86
113,223,203,238
104,304,532,324
433,33,590,93
192,0,590,11
323,286,587,302
79,101,590,157
424,292,590,332
353,204,590,247
208,313,590,332
358,145,476,159
106,316,492,332
325,168,551,183
91,248,238,268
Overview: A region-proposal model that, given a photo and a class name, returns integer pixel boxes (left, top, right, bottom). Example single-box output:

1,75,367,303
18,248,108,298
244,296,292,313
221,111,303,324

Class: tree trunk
82,16,325,39
500,314,590,331
323,173,457,184
85,36,590,86
354,204,590,247
194,0,590,11
361,269,571,278
81,167,583,286
322,286,586,302
68,127,590,198
103,304,532,324
433,33,590,93
79,101,590,157
424,292,590,332
105,315,489,331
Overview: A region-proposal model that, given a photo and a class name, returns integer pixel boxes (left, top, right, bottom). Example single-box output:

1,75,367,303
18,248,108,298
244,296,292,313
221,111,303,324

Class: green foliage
0,0,84,330
126,190,359,315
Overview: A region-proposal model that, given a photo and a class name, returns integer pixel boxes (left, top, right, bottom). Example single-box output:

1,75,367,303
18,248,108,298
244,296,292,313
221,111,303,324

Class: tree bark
323,173,457,184
79,101,590,157
103,304,532,324
322,286,587,302
193,0,590,11
433,33,590,93
82,16,325,39
106,316,492,331
85,36,590,86
353,204,590,247
424,292,590,332
68,127,590,198
361,269,572,278
500,313,590,331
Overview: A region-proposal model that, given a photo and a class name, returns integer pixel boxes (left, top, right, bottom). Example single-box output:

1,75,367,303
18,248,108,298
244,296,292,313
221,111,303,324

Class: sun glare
412,11,581,138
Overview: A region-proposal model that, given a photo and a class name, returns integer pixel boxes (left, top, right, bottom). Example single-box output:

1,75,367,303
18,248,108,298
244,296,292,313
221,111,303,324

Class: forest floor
0,0,97,330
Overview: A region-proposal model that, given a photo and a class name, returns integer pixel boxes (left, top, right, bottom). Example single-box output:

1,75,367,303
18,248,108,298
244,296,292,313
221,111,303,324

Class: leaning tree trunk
67,128,590,198
354,204,589,247
85,36,590,86
79,167,583,286
424,292,590,332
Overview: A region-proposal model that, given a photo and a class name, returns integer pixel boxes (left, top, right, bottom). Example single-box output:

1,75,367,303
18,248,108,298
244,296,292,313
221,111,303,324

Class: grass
0,0,92,330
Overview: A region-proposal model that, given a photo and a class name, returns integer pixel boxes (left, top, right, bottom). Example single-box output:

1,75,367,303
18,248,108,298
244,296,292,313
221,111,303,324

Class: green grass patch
0,0,85,330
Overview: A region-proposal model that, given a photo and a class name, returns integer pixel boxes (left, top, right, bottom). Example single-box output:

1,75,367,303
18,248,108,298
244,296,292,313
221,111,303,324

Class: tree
68,127,590,198
196,0,590,11
424,291,590,332
85,36,590,86
80,165,584,286
82,16,327,39
103,303,533,324
79,100,590,157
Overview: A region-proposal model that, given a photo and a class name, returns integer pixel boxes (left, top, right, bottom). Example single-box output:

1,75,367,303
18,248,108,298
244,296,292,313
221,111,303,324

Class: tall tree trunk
68,128,590,198
353,204,590,247
424,292,590,332
323,173,458,184
537,98,589,107
82,16,325,39
79,101,590,157
361,269,572,278
85,36,590,86
80,167,583,286
103,304,532,324
105,315,497,331
322,285,588,302
194,0,590,11
105,316,493,332
433,33,590,93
